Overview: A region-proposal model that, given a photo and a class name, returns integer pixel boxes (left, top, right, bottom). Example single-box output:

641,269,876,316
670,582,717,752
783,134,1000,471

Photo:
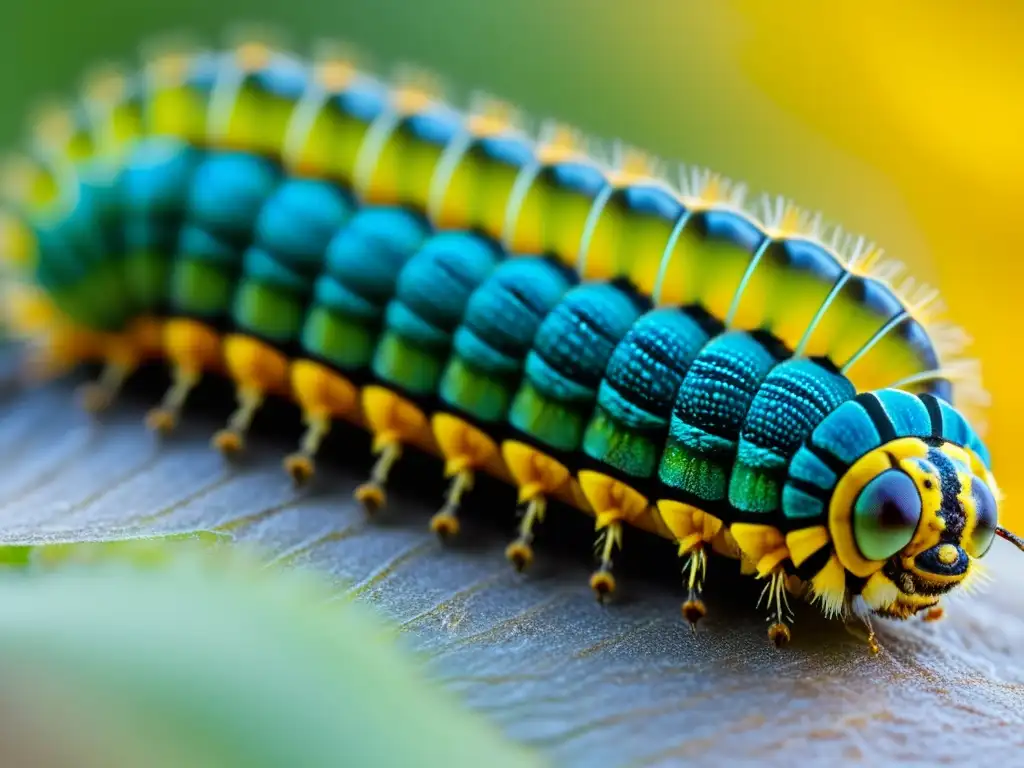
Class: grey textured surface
0,372,1022,767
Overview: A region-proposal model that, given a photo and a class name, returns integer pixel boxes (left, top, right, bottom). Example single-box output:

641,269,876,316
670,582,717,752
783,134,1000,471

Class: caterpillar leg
355,387,430,515
429,414,502,539
758,569,795,648
730,523,795,646
578,472,649,602
657,501,728,627
283,360,358,485
501,442,571,572
506,496,546,572
77,358,134,414
212,335,290,456
77,319,161,414
147,320,222,434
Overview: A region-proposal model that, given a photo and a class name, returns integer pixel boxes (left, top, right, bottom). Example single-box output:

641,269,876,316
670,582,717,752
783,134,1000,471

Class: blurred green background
2,0,1021,528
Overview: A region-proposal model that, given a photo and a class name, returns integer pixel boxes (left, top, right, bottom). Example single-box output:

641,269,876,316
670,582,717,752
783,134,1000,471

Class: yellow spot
354,483,386,515
577,471,649,530
937,544,959,565
729,523,790,578
505,540,534,572
317,58,356,91
785,525,831,568
535,122,585,164
467,98,517,136
236,41,272,71
681,599,707,625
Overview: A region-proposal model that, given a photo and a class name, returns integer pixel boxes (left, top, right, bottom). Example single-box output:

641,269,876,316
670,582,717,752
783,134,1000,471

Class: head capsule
783,389,1016,619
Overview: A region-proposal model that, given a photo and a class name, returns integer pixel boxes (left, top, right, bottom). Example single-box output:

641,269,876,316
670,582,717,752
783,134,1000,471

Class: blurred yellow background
1,0,1020,527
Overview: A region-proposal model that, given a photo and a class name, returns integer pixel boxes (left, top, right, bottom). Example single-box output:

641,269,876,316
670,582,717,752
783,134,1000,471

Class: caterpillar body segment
1,33,1013,651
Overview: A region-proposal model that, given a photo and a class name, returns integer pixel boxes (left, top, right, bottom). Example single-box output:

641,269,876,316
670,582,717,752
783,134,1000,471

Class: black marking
793,544,832,582
918,393,944,438
784,477,831,502
855,392,897,444
804,440,848,477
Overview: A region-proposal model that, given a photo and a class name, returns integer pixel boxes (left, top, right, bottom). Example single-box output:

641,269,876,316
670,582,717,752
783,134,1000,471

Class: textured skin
0,373,1021,768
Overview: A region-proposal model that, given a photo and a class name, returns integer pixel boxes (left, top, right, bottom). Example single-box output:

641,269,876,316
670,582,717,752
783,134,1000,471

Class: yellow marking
431,413,501,478
223,335,291,397
467,97,517,136
291,359,358,421
861,570,899,612
576,471,648,530
164,319,223,375
655,500,723,555
809,553,847,619
535,121,586,164
829,437,931,577
785,525,831,568
361,386,432,453
235,41,273,71
501,441,571,504
729,523,790,578
937,543,959,565
316,58,356,91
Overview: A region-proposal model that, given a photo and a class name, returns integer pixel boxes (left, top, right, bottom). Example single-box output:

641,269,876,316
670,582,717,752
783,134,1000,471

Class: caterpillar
1,32,1020,649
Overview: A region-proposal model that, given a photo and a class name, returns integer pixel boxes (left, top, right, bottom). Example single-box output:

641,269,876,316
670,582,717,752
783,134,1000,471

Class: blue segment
789,445,837,490
688,208,765,252
389,232,502,340
597,308,710,429
252,179,353,275
183,152,280,254
241,247,307,292
615,184,684,222
476,134,534,168
937,399,992,468
810,400,881,466
547,162,606,196
121,139,199,253
781,484,826,520
314,208,431,317
526,282,646,399
454,257,575,375
773,238,845,283
329,76,388,122
876,389,933,439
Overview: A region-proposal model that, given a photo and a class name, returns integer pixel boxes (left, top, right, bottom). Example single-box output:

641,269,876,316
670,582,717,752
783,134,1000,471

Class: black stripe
794,545,833,582
918,393,944,438
784,477,832,502
804,441,847,477
855,392,896,444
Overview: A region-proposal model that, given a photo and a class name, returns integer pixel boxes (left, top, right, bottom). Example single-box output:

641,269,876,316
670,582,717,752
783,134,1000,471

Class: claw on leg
505,495,546,572
430,468,473,539
589,521,623,602
146,365,201,435
759,569,795,648
283,412,331,486
78,360,133,414
354,440,401,515
680,545,708,628
212,385,263,456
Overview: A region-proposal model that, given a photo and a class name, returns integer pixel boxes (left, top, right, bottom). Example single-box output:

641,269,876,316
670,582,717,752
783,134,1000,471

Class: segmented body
0,37,1005,645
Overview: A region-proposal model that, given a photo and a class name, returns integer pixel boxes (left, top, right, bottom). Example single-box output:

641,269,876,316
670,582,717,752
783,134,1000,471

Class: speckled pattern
0,371,1021,767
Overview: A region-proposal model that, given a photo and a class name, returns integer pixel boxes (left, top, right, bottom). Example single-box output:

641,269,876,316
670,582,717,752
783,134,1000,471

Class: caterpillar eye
967,477,998,557
853,469,923,561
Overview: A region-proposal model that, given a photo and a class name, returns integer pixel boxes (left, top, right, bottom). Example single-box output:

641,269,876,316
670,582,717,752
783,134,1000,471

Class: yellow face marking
809,553,847,619
937,543,959,565
785,525,830,568
861,571,899,612
829,437,932,577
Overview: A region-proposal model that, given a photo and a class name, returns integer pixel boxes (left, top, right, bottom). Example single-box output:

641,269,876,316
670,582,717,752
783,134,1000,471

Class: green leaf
0,545,543,768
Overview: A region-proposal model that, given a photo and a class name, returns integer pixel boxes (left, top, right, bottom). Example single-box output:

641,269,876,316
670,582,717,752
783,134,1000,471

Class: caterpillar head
786,391,1018,619
830,436,1005,618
